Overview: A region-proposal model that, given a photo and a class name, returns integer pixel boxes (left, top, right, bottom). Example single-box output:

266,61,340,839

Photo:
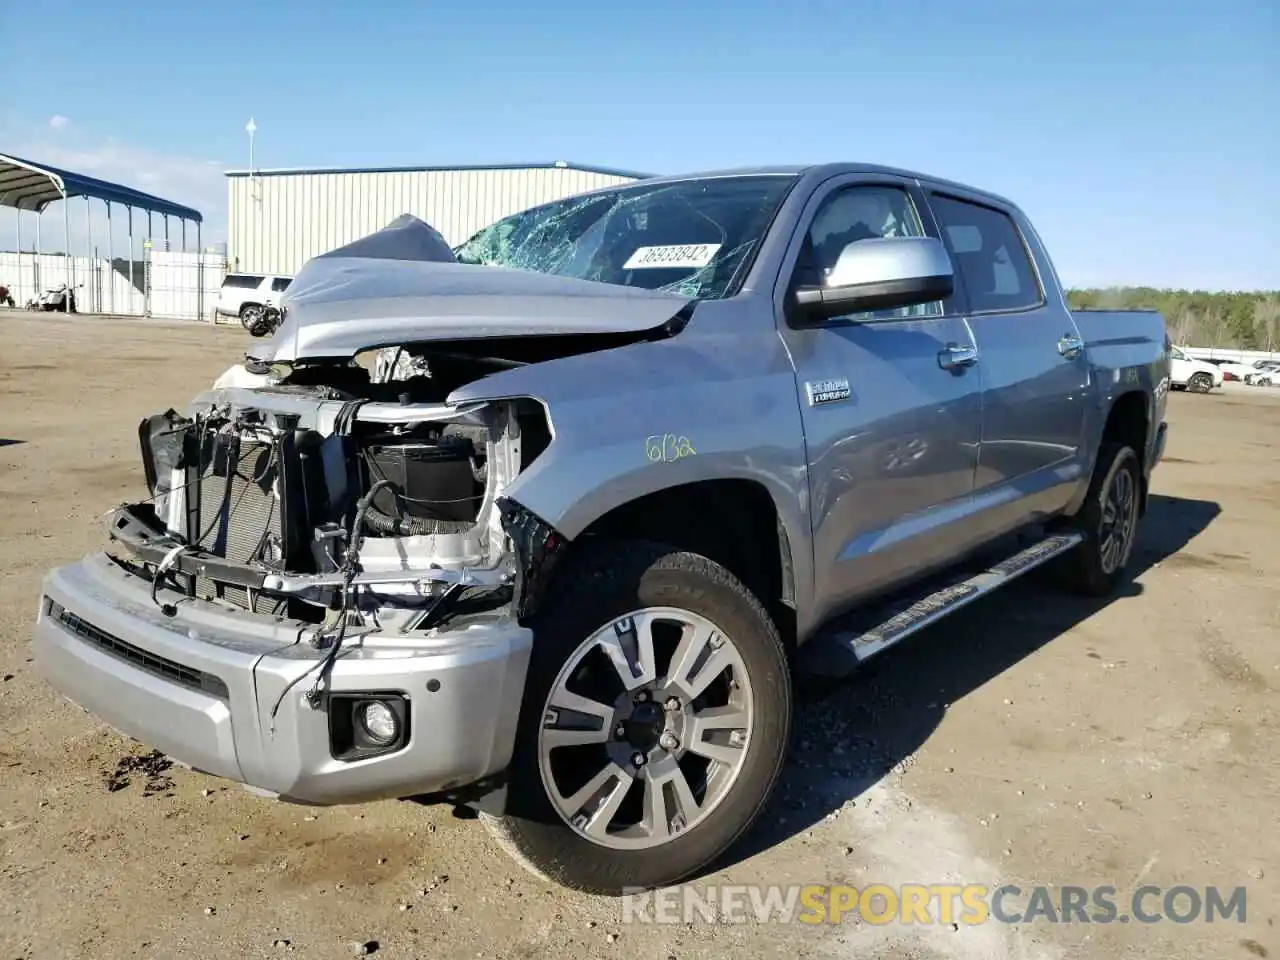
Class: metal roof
223,160,653,180
0,152,204,220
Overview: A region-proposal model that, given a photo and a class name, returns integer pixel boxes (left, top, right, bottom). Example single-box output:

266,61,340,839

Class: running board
803,532,1084,679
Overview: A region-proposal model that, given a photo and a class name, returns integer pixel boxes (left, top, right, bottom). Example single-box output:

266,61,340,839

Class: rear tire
1062,443,1142,597
1187,372,1213,393
483,540,791,895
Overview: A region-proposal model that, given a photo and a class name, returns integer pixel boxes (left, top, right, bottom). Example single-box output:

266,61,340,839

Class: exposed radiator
186,430,288,615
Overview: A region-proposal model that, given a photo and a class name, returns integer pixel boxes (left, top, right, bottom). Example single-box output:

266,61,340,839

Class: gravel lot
1,314,1276,960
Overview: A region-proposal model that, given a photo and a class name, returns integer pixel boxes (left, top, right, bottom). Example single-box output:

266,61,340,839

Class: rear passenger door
924,191,1090,535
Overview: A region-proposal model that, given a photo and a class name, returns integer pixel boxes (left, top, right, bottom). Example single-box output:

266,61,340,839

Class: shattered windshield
453,175,797,300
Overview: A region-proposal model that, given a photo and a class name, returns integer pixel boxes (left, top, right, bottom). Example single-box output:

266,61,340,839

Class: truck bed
1070,307,1168,355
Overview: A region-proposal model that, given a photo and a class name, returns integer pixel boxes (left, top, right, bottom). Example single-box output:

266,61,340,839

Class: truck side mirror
793,236,954,321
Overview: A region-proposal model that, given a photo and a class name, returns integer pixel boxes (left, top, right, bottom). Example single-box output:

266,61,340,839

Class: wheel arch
531,478,801,649
1099,389,1151,515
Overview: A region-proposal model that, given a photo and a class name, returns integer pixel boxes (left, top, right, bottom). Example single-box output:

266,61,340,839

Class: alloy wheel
536,607,754,851
1098,462,1138,574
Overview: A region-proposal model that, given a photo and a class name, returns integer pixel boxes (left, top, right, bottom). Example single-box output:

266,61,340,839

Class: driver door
776,177,984,626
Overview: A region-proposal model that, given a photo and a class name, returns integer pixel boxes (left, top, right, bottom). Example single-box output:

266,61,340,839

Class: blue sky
1,0,1276,290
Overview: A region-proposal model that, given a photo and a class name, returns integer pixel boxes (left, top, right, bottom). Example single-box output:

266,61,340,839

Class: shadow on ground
720,493,1222,869
0,439,25,448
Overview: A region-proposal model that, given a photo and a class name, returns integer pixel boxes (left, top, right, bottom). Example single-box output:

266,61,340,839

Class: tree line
1066,288,1280,352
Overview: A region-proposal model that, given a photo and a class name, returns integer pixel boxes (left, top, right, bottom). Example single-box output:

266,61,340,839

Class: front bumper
32,553,532,804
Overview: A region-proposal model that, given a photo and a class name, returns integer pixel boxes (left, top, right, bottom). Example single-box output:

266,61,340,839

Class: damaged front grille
123,393,535,618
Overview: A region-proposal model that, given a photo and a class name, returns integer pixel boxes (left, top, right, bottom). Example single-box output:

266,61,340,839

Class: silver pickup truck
32,163,1170,895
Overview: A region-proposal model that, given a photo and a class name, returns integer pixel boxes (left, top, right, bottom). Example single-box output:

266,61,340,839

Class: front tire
1062,443,1142,597
484,541,791,895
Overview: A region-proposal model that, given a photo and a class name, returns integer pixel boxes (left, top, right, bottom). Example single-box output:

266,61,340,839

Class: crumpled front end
32,360,561,804
30,203,701,804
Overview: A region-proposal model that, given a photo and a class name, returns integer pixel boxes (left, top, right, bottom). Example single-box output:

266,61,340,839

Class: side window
222,274,264,290
798,184,942,321
929,194,1043,313
271,278,292,293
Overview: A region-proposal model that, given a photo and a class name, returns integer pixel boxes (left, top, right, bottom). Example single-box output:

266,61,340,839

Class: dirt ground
1,314,1276,960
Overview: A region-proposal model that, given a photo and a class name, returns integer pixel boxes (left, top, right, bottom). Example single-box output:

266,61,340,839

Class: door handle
1057,334,1085,359
938,342,978,370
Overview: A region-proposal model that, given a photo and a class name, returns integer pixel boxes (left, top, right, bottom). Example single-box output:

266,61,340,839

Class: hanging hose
306,477,473,695
301,479,394,706
269,471,475,721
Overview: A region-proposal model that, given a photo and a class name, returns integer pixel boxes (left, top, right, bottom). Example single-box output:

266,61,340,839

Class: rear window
271,278,292,292
929,194,1043,314
222,274,264,290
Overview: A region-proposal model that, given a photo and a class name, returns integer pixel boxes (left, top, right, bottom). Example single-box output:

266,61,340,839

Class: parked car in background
1250,360,1280,386
1170,346,1223,393
214,273,293,329
1201,357,1260,383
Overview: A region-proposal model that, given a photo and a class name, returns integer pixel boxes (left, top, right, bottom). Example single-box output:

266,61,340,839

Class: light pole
246,117,257,174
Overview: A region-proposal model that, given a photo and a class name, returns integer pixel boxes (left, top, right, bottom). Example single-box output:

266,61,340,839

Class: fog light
328,693,408,761
357,700,399,744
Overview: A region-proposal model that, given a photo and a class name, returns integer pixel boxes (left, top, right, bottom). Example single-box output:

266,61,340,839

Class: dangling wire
267,479,398,730
304,479,394,703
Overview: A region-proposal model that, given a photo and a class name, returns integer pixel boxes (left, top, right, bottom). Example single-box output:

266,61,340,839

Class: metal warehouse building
225,161,649,276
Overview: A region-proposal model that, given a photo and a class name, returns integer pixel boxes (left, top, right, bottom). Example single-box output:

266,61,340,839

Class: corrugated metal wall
227,166,640,276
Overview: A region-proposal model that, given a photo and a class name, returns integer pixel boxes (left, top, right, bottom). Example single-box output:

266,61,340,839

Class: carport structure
0,152,203,313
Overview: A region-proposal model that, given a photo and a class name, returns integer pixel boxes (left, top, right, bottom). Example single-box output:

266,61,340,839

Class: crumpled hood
247,214,692,364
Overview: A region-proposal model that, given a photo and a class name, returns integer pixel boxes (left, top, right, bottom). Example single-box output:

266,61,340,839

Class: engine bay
120,349,553,633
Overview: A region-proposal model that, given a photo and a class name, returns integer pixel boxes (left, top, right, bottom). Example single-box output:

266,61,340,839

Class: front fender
449,326,816,630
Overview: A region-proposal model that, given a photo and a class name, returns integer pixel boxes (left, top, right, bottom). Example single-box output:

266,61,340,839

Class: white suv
215,273,292,325
1170,346,1224,394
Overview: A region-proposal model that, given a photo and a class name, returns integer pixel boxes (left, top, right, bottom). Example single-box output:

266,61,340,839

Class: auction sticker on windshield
624,243,722,270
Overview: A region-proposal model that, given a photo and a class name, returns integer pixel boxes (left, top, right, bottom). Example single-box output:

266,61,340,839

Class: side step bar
804,532,1084,679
